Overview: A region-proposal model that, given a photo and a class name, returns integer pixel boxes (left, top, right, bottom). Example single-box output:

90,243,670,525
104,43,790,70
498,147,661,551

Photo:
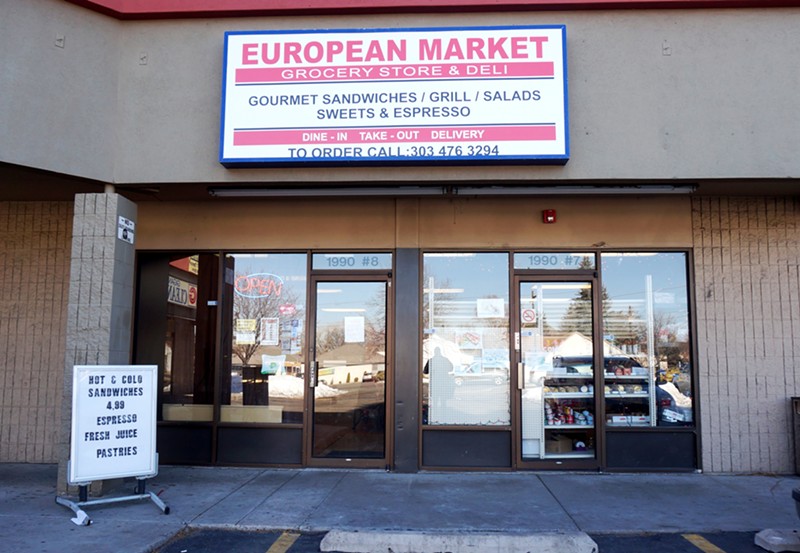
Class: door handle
309,361,317,388
518,362,525,390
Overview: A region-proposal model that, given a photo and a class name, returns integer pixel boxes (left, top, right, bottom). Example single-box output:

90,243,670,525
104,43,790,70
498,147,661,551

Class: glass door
307,279,389,467
516,279,599,468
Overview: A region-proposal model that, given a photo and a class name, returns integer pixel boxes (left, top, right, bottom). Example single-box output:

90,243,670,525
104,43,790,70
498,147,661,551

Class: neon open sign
234,273,284,298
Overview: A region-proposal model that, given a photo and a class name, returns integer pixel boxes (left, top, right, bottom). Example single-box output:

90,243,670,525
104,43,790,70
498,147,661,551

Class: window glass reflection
312,281,387,458
601,252,693,427
224,253,307,424
422,253,510,426
161,254,217,422
520,282,596,460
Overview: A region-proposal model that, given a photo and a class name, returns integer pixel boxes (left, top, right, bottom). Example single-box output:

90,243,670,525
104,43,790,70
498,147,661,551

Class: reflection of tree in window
603,294,689,370
232,279,302,365
605,306,645,354
422,271,458,330
364,285,387,360
317,326,345,355
652,311,690,386
560,285,601,336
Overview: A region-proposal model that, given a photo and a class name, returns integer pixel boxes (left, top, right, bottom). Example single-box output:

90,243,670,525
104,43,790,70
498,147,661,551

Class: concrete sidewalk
1,463,799,552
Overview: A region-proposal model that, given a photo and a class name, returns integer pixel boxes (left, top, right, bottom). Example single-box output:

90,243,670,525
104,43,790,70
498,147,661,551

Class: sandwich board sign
68,365,158,483
58,365,168,525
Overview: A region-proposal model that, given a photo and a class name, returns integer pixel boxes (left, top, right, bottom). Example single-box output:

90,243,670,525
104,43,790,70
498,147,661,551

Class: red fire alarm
542,209,557,224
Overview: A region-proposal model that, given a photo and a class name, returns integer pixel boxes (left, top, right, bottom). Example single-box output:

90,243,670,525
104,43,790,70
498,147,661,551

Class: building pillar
393,248,420,472
56,192,137,494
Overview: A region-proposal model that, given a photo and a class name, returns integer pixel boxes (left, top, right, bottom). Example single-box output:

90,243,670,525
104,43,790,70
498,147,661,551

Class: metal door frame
304,273,393,469
511,272,603,470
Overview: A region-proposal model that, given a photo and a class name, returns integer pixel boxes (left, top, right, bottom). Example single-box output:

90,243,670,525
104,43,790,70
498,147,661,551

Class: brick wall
693,196,800,473
0,202,72,463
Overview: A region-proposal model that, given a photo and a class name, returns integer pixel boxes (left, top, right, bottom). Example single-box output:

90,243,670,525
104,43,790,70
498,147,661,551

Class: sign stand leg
55,485,92,526
56,478,169,526
135,476,170,515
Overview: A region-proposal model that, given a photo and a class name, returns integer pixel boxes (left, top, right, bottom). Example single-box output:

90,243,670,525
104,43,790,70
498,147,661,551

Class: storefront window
224,253,307,424
161,253,218,422
601,252,694,427
422,253,510,426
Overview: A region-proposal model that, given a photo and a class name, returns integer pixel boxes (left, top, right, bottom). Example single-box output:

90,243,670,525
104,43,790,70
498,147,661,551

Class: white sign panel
117,216,135,244
68,365,157,484
344,316,366,343
477,297,505,318
167,276,198,309
260,317,280,346
220,25,568,165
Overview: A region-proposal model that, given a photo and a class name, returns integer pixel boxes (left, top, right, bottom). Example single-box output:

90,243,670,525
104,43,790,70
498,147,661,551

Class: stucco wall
2,1,799,185
113,8,800,184
136,196,692,249
0,0,120,182
693,196,800,473
0,202,72,463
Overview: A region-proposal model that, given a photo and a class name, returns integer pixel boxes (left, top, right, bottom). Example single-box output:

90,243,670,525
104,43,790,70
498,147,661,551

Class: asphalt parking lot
154,528,768,553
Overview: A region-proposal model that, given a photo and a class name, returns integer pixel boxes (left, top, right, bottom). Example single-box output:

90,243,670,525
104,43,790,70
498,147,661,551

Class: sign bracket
56,464,169,526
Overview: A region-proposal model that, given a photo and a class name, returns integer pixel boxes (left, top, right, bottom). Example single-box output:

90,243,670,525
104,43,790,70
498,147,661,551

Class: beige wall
0,202,72,463
693,196,800,473
0,0,120,181
136,196,692,250
4,2,800,186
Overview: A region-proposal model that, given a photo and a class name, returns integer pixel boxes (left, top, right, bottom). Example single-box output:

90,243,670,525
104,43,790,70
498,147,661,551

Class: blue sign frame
220,25,569,167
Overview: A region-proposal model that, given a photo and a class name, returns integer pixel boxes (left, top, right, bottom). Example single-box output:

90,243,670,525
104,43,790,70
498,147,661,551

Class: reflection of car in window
656,382,693,426
553,355,693,426
452,361,509,386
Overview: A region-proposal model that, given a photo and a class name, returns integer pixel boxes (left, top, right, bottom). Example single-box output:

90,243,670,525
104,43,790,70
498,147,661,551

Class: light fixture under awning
454,185,696,196
209,186,447,198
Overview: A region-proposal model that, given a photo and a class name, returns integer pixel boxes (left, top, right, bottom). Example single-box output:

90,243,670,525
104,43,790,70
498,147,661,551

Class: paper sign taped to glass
261,354,286,375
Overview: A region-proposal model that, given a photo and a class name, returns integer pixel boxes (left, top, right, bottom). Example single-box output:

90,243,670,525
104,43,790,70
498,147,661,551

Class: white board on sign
117,216,135,244
220,25,569,166
68,365,158,485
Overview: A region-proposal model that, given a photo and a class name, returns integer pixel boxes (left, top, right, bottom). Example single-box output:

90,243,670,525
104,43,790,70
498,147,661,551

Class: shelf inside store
606,415,651,427
604,392,649,398
544,424,595,430
544,392,594,399
545,450,595,459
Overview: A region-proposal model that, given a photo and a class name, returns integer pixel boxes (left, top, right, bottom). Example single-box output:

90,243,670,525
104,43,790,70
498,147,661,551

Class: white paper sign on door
344,316,365,343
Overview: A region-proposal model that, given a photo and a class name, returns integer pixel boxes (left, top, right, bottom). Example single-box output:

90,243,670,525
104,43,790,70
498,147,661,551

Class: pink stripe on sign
233,125,556,146
235,61,554,83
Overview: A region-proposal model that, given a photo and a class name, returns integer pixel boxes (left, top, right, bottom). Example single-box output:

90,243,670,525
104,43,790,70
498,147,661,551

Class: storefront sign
312,252,393,270
117,216,135,244
260,317,280,345
68,365,158,484
234,272,284,298
235,318,257,344
168,276,198,309
220,25,568,165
